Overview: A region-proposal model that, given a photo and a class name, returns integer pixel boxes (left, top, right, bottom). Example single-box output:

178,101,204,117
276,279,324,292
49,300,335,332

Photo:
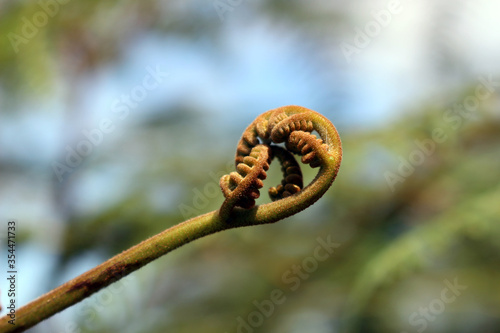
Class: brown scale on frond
286,131,328,168
268,146,303,201
220,144,271,209
235,111,275,165
235,130,260,164
270,116,315,143
255,117,270,140
267,110,289,134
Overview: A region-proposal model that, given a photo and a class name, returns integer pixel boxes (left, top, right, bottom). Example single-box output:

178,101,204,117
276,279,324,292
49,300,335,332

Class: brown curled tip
220,144,271,213
219,105,342,222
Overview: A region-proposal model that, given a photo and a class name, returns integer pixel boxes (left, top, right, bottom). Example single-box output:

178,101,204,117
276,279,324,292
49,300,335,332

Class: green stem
0,195,334,333
0,211,226,333
0,168,336,333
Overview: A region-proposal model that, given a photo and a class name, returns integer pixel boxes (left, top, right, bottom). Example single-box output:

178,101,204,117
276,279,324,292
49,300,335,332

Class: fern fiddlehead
0,105,341,333
219,105,342,224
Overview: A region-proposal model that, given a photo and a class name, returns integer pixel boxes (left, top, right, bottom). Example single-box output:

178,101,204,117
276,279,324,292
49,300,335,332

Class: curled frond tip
219,105,342,224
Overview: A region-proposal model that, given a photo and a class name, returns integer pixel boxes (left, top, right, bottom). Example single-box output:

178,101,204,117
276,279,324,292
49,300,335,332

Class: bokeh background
1,0,500,332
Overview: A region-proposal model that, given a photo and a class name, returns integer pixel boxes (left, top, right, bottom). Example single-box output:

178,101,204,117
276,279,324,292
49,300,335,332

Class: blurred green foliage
1,1,499,333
